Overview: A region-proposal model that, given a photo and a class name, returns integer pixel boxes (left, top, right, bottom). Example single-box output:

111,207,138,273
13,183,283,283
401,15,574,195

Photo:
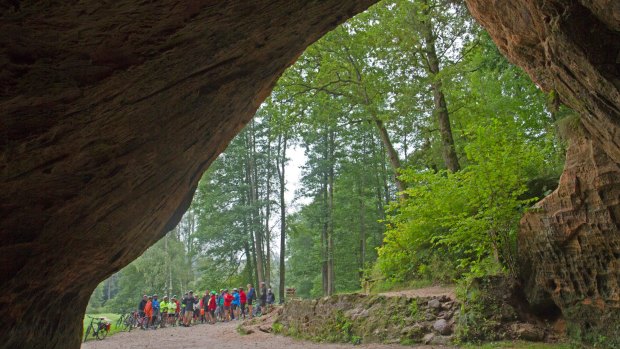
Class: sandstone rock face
466,0,619,341
520,136,620,338
0,1,374,348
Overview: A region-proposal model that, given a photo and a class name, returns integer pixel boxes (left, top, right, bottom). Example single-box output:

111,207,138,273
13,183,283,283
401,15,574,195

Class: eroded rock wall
466,0,620,341
268,290,548,345
273,294,459,345
520,136,620,341
0,1,374,348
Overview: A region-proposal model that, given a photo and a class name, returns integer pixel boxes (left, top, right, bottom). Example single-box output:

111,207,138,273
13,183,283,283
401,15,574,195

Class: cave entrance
84,0,568,339
2,0,619,348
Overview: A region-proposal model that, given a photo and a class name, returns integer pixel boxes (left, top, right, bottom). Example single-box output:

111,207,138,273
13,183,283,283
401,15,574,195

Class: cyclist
208,291,217,324
180,293,187,324
193,294,200,324
217,289,225,321
225,289,235,322
144,296,153,329
183,291,194,327
151,294,160,328
239,287,247,319
172,295,180,326
246,284,256,319
266,289,275,313
201,291,209,324
138,294,147,320
160,296,169,328
232,288,240,320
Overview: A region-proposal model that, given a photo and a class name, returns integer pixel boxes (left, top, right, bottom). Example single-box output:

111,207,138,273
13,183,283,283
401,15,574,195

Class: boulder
428,299,441,309
433,319,452,335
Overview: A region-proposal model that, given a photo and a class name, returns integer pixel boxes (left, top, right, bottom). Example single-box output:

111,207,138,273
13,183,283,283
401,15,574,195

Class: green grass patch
236,325,250,335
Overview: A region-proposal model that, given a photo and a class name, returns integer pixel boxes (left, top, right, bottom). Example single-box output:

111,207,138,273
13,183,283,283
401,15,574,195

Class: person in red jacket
223,289,234,322
144,296,153,329
208,291,217,324
239,287,247,319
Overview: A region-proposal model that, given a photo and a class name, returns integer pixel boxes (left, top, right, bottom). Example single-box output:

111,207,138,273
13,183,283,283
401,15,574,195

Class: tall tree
276,132,288,302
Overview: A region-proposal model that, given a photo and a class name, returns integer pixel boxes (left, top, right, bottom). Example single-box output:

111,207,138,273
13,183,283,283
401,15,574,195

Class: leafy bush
377,118,545,282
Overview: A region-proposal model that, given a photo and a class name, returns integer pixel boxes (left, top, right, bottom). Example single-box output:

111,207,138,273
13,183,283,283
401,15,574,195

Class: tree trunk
420,1,460,172
373,118,407,198
243,193,260,286
358,179,366,281
321,179,329,296
264,132,272,287
246,127,265,286
326,128,336,296
277,134,288,303
321,128,330,296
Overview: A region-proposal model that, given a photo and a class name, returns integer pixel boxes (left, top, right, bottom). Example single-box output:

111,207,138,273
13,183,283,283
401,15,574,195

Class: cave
1,0,618,348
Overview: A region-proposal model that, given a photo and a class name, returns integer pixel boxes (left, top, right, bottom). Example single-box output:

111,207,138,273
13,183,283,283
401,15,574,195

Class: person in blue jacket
246,284,256,318
231,288,240,320
151,294,161,328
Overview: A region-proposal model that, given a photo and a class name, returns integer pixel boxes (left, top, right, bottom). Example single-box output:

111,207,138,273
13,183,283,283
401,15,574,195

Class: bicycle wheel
96,323,108,340
116,314,125,329
124,315,134,332
152,315,161,328
83,326,91,342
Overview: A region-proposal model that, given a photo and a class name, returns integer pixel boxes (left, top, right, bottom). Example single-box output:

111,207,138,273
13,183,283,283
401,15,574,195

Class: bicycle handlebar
86,315,106,320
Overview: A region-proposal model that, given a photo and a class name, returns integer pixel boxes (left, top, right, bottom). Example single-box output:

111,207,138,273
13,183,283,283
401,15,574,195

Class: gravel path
81,320,453,349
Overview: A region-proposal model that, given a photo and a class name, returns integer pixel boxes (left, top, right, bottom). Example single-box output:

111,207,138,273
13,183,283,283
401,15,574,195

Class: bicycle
132,311,148,330
151,312,162,329
83,315,110,342
117,311,137,332
115,312,131,332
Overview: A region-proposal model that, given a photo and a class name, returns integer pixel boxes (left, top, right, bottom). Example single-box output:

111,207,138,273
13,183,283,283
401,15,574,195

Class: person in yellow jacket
160,296,169,328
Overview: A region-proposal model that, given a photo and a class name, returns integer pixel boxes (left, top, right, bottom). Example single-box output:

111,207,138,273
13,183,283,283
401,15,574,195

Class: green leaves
378,117,550,282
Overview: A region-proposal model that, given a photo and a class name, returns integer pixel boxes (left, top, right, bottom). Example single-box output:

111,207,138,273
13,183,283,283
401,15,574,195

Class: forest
88,0,574,313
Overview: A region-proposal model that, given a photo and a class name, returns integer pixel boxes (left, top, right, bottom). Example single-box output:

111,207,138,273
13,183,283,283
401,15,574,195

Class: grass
83,313,123,341
462,341,571,349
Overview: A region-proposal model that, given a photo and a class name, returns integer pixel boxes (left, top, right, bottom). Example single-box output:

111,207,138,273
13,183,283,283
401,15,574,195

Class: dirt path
81,320,453,349
379,285,456,299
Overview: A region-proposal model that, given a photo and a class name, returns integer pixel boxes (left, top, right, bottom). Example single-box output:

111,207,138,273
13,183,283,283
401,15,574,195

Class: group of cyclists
136,282,276,329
